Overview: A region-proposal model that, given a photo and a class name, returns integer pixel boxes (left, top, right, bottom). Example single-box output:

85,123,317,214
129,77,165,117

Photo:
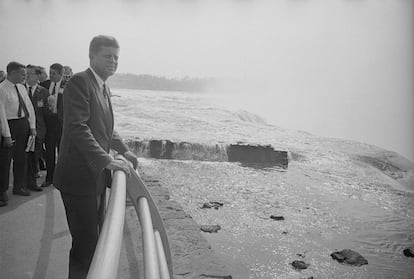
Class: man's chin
106,70,116,77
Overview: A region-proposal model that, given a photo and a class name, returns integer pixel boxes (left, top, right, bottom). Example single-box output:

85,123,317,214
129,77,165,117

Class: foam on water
112,89,414,278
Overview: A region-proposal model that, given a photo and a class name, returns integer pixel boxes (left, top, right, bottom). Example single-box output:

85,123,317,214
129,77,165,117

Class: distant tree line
108,73,218,92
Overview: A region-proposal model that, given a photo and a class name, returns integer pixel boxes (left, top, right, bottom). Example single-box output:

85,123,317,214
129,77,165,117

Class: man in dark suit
25,65,50,191
53,35,138,279
40,63,64,187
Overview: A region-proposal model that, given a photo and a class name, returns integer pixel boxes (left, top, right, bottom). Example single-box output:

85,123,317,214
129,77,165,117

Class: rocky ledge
122,173,233,279
126,139,288,168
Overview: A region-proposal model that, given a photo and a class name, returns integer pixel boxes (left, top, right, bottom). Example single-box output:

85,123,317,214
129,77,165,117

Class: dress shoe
1,192,8,202
0,200,7,207
41,180,53,187
13,188,31,196
28,185,43,192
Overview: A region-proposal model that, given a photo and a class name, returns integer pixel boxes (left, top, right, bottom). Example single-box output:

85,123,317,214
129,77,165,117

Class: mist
0,0,413,160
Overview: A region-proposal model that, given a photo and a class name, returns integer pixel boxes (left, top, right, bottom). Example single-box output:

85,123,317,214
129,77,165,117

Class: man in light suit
40,63,64,187
53,35,138,279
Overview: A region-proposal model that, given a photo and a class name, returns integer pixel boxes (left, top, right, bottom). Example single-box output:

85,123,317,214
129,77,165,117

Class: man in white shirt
0,62,36,202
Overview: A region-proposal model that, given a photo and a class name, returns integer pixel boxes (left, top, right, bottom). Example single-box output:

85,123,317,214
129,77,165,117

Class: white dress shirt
26,83,38,100
0,79,36,134
89,67,105,91
48,80,62,114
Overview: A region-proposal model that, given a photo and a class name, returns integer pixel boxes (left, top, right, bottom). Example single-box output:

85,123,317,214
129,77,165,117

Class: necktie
51,83,57,95
15,85,30,118
28,86,33,100
103,84,110,106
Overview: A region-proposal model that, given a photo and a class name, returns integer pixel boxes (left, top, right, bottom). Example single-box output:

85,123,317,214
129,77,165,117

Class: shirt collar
52,80,62,87
26,83,37,90
89,67,105,89
3,79,14,88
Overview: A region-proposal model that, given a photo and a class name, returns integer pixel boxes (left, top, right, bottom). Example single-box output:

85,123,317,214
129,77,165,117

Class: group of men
0,63,73,206
1,35,139,279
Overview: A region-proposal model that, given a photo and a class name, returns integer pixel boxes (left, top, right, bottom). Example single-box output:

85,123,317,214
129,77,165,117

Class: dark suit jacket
29,85,49,139
40,79,62,117
53,69,129,196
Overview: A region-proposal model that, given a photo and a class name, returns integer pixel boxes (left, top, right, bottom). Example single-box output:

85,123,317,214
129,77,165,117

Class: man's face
39,69,48,82
0,71,6,82
26,68,39,85
90,46,119,81
11,68,26,84
50,68,62,82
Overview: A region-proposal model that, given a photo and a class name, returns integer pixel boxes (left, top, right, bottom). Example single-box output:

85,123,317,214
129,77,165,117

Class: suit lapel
86,69,113,136
107,87,114,132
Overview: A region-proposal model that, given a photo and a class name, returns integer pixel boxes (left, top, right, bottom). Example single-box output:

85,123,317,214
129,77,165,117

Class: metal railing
87,157,173,279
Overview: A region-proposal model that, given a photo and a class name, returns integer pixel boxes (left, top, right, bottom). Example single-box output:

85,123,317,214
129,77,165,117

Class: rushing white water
112,88,414,279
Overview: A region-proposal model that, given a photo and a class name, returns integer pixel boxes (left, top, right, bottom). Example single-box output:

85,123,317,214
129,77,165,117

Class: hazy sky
1,0,413,160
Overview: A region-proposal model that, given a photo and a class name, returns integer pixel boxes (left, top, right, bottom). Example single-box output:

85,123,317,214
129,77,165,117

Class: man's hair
6,61,25,74
50,63,64,75
89,35,119,56
26,64,41,75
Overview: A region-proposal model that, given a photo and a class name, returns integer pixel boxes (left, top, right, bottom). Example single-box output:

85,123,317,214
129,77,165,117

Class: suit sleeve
64,75,113,172
40,88,50,119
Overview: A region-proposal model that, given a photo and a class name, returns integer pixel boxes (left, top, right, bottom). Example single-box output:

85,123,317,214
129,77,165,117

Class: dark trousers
61,191,106,279
26,136,44,187
0,118,29,194
44,114,61,182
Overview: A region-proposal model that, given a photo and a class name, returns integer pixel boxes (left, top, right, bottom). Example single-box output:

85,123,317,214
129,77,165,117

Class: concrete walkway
0,171,234,279
0,172,70,279
0,171,144,279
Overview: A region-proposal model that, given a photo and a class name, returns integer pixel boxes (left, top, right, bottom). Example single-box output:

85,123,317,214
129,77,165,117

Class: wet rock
201,225,222,233
296,253,306,258
200,274,233,279
270,215,285,221
201,201,224,210
330,249,368,266
291,260,310,270
227,143,288,167
403,246,414,257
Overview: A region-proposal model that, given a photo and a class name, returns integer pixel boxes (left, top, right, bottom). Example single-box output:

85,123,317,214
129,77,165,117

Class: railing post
138,197,161,279
87,170,126,279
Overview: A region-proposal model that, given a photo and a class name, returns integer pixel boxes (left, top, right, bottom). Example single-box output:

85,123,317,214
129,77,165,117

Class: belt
7,117,27,122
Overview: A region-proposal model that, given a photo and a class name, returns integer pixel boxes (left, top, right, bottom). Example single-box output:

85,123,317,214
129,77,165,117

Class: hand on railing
123,151,139,170
105,158,131,176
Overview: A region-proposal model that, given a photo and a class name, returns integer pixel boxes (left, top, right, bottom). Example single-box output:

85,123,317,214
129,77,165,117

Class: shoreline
123,172,234,278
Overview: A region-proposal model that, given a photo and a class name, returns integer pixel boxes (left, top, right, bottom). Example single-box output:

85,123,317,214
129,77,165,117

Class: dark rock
149,140,175,159
200,225,222,233
330,249,368,266
200,274,232,279
296,253,306,258
403,246,414,257
270,215,285,221
227,143,288,167
291,260,310,270
201,201,224,210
